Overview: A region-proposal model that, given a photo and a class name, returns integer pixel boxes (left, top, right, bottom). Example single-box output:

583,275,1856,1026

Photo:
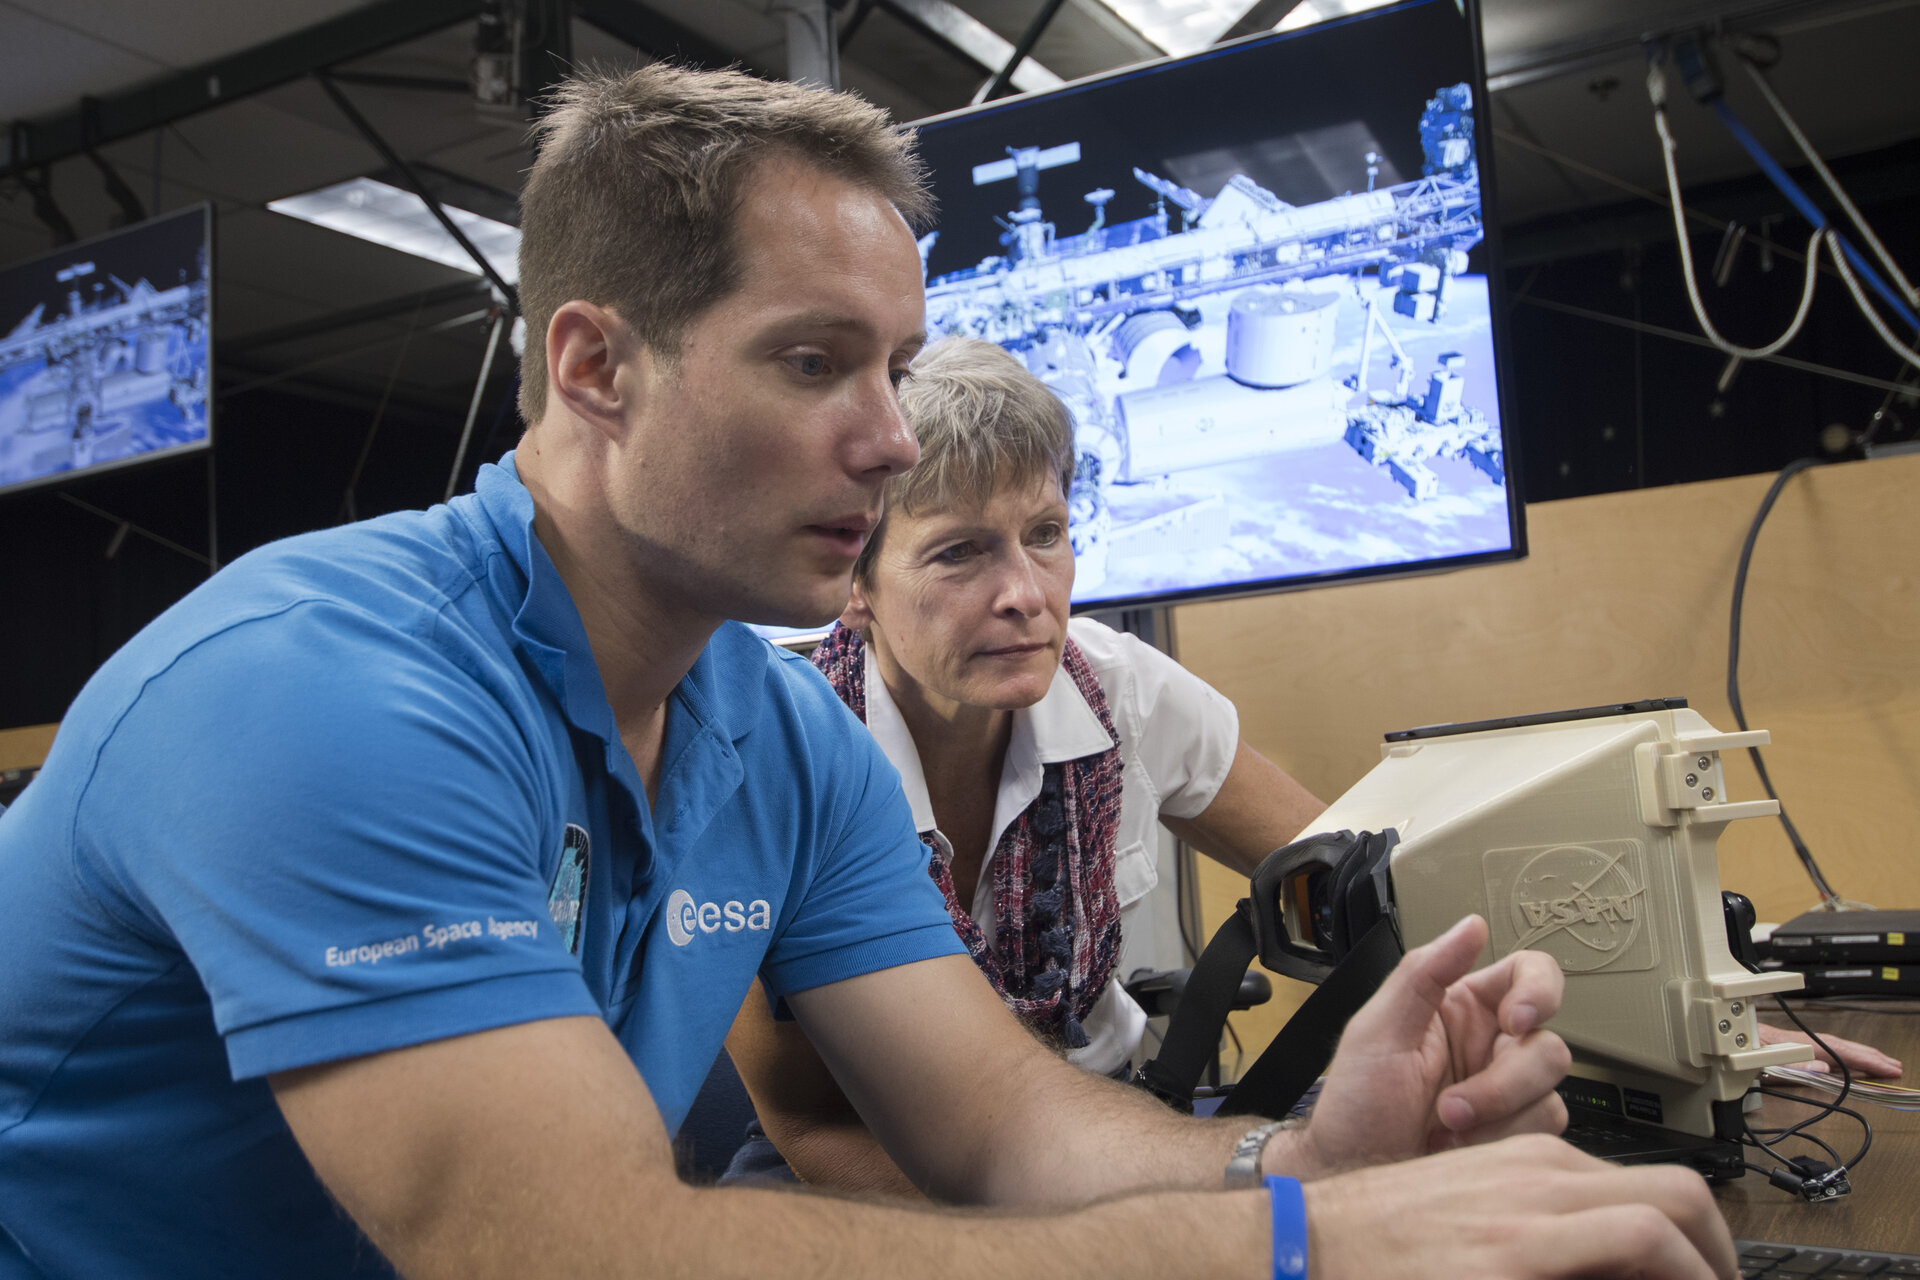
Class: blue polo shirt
0,454,962,1279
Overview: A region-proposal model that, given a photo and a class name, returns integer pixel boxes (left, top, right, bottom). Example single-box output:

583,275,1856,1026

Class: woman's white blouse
858,615,1240,1075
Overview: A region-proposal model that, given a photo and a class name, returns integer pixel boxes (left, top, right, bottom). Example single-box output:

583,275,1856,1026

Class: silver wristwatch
1224,1119,1291,1189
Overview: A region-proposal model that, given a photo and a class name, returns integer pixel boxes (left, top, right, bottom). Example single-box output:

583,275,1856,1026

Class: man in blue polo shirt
0,64,1734,1280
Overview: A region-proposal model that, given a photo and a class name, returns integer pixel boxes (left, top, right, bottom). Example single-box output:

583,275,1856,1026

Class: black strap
1215,916,1402,1117
1136,907,1259,1108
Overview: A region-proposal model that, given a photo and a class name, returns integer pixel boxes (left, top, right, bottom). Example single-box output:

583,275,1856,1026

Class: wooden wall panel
0,723,57,772
1175,452,1920,1065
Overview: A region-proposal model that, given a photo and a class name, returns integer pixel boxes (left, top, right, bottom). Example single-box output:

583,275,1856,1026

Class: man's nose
850,374,919,478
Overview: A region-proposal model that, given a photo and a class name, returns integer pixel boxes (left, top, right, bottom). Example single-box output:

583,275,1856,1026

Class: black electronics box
1762,963,1920,997
1764,909,1920,964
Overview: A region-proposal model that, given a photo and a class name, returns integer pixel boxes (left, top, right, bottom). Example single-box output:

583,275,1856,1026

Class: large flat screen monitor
0,204,212,497
913,0,1521,614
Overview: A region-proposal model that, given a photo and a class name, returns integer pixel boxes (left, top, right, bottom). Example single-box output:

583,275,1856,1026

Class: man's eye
1030,523,1063,547
890,367,915,391
935,542,976,564
787,353,831,378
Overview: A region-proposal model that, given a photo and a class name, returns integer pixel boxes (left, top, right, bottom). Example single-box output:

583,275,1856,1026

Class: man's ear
546,301,638,440
838,575,876,633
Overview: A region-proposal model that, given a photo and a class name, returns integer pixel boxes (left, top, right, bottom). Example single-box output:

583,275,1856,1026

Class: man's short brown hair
516,63,934,423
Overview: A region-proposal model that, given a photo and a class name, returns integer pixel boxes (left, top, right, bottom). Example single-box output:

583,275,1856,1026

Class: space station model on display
0,255,209,478
922,83,1504,578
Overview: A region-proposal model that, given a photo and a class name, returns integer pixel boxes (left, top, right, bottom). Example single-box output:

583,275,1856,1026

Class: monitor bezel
0,201,215,500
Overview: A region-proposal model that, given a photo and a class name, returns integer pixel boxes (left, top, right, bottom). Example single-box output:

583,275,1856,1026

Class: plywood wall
0,723,57,772
1177,452,1920,1062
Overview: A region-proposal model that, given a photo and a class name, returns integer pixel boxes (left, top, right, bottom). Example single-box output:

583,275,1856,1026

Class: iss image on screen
0,205,212,496
911,0,1517,610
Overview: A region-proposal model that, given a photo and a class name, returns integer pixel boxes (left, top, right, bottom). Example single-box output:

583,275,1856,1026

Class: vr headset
1253,827,1401,985
1139,699,1812,1180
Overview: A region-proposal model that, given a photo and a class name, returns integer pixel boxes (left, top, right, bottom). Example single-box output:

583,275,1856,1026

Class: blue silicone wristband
1265,1174,1308,1280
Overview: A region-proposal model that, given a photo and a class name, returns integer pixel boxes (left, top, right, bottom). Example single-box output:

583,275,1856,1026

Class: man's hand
1272,914,1571,1176
1757,1022,1903,1077
1302,1135,1737,1280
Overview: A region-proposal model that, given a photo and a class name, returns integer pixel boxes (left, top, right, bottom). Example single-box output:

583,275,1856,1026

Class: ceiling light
1275,2,1321,30
1097,0,1252,55
1097,0,1399,57
1275,0,1397,33
268,177,520,284
890,0,1064,92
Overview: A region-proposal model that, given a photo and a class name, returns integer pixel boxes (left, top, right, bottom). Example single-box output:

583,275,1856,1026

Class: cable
1751,1091,1871,1159
1743,1103,1841,1166
1741,59,1918,311
1764,1064,1920,1111
1725,455,1850,906
1651,98,1824,361
1647,48,1920,373
1490,127,1812,270
1739,999,1873,1200
1857,361,1920,451
1826,234,1920,373
1762,995,1871,1167
1704,97,1920,335
1747,1090,1872,1173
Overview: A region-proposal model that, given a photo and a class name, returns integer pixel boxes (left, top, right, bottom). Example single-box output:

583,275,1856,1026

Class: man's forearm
792,959,1318,1208
631,1180,1269,1280
776,1117,927,1200
738,993,1288,1204
778,1071,1309,1204
922,1051,1317,1206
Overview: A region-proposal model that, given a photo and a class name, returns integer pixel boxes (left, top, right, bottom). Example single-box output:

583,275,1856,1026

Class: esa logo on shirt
665,888,772,946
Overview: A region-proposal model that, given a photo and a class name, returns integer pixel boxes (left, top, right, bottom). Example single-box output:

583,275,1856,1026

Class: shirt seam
67,582,494,944
65,596,336,944
0,955,196,1143
221,963,592,1045
761,920,966,994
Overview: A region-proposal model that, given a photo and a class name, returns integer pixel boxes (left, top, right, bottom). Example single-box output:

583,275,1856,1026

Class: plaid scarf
812,625,1125,1049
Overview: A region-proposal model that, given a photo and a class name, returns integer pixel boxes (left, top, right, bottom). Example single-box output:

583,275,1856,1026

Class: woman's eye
935,542,976,564
1030,523,1063,547
890,367,914,391
787,353,831,378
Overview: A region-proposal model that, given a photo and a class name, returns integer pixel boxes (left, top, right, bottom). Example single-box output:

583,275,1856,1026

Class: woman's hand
1757,1022,1903,1077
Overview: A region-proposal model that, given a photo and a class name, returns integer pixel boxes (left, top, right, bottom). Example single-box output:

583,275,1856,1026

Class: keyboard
1737,1240,1920,1275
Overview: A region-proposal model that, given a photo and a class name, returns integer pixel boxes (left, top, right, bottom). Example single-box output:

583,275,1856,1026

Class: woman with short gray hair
726,336,1327,1195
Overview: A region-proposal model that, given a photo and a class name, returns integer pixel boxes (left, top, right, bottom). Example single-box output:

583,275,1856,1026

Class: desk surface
1714,1004,1920,1251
